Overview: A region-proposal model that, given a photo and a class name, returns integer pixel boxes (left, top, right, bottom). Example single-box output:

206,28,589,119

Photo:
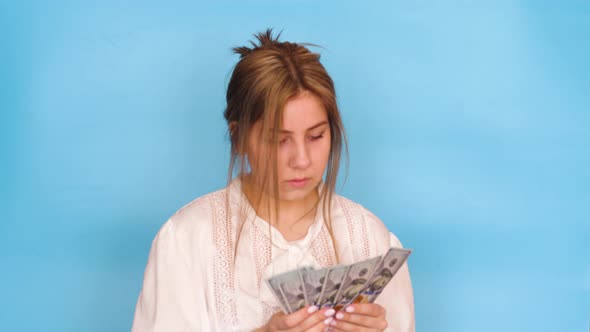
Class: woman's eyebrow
273,121,329,134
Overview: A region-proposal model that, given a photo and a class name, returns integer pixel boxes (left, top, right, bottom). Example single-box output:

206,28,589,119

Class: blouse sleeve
131,219,211,332
375,233,415,332
362,209,415,332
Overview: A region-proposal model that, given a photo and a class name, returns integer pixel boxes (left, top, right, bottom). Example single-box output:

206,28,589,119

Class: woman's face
247,91,331,203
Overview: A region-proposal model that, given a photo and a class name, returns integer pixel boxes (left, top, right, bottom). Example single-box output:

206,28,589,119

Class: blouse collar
228,176,326,251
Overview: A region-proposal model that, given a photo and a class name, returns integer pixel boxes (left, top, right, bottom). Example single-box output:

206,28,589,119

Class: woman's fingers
328,304,388,331
269,304,385,332
272,306,335,332
329,316,384,331
302,312,337,332
279,306,320,329
343,304,385,317
295,307,335,331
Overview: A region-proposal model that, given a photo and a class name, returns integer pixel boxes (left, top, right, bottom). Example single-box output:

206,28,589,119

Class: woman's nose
289,142,311,169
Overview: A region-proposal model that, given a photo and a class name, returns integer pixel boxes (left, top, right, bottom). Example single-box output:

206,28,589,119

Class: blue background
2,1,589,331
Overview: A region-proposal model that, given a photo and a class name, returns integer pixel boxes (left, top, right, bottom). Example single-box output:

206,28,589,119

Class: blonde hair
224,29,348,263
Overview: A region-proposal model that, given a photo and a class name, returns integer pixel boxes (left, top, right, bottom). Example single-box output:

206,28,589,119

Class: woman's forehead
250,97,329,133
280,93,328,132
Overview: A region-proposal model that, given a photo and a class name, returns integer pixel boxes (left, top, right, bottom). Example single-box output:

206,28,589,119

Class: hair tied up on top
224,28,348,264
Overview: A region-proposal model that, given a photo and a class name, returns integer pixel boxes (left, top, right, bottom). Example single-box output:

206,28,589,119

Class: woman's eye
310,134,324,141
265,135,288,145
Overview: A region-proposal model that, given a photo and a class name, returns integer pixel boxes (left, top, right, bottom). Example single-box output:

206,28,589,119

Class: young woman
132,29,414,332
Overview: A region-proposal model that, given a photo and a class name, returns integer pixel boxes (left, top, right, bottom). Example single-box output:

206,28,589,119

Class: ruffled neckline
228,176,325,251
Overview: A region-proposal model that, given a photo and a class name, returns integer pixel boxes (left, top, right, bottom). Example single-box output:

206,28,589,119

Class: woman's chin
278,185,319,203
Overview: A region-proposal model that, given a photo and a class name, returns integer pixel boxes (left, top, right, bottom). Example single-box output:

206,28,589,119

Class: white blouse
132,179,415,331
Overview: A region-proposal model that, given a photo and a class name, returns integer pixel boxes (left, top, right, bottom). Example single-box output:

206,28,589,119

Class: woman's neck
242,175,319,241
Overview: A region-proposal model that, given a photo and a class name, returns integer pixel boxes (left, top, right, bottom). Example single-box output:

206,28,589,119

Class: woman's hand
257,306,337,332
328,304,388,331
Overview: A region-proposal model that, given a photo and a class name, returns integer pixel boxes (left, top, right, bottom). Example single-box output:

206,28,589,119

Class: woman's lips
287,178,310,188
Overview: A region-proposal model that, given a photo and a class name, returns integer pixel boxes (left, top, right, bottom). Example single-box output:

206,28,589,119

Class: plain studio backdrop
1,1,588,331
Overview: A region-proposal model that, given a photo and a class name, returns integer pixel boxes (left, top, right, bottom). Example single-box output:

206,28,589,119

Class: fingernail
335,312,344,319
345,306,355,313
324,317,333,325
324,308,335,316
307,305,319,314
330,319,337,326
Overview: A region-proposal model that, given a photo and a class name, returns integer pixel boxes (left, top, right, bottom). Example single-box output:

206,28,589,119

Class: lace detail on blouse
310,225,337,266
251,220,275,323
210,190,239,327
336,196,371,261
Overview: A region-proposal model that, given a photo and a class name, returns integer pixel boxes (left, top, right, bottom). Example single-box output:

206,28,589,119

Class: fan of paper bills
266,247,412,313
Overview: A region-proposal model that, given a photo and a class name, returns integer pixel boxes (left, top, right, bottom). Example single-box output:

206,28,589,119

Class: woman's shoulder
332,194,387,230
158,186,231,246
168,186,228,227
332,194,404,248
